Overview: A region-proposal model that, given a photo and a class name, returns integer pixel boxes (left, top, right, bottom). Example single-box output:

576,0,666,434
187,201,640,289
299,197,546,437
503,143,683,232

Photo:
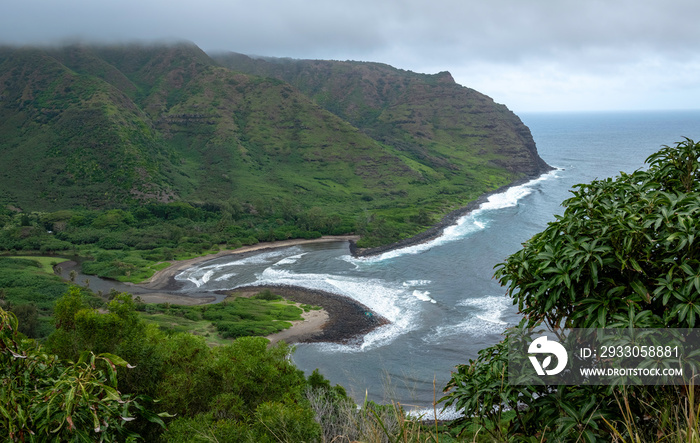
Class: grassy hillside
0,46,177,208
0,43,549,247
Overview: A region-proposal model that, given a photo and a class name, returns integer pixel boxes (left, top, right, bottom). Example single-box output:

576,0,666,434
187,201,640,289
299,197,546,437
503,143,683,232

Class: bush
1,308,167,441
252,289,282,301
443,139,700,441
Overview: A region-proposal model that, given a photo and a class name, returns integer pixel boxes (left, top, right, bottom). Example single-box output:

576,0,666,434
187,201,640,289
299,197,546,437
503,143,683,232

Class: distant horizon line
514,108,700,115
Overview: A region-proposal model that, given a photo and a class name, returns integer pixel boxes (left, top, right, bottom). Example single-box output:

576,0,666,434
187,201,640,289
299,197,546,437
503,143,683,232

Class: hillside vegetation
0,42,549,249
214,52,548,177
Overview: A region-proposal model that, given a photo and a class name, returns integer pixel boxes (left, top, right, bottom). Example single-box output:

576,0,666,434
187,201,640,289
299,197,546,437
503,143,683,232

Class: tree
159,337,320,442
443,138,700,441
47,287,166,405
0,307,167,441
497,137,700,330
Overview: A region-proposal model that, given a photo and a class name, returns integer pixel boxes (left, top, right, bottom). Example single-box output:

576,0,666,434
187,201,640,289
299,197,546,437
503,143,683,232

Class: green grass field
138,290,317,344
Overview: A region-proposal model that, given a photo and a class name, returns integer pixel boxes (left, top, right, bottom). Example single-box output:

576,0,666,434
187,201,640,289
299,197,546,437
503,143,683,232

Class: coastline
134,235,382,345
134,172,551,344
141,173,550,290
223,285,388,345
349,175,546,257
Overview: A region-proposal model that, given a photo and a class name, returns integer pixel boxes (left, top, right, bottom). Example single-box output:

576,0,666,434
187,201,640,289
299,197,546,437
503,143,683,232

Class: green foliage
497,137,700,331
153,333,216,417
0,203,340,283
0,307,167,441
1,43,545,252
141,293,305,340
0,257,72,338
159,336,321,442
253,288,282,301
252,401,321,443
47,287,166,406
44,287,322,440
443,139,700,441
11,303,38,338
159,414,251,442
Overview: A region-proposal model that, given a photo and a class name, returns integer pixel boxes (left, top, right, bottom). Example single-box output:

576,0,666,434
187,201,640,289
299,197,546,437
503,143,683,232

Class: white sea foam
255,268,406,323
274,253,306,266
231,248,297,265
402,280,431,287
175,248,302,285
424,295,512,342
214,273,236,282
412,290,436,303
243,267,421,351
184,270,214,287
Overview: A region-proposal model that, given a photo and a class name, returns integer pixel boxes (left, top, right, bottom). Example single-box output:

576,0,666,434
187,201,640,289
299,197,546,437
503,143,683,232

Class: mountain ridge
213,51,549,176
0,42,550,245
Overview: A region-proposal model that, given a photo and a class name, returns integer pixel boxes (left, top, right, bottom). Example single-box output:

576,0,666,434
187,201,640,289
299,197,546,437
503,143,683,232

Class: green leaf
680,263,695,275
630,280,649,301
597,306,607,328
100,352,129,367
101,385,121,402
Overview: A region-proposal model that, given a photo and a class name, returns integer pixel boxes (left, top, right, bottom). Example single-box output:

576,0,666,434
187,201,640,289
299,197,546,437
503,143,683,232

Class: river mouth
54,239,388,344
55,258,221,304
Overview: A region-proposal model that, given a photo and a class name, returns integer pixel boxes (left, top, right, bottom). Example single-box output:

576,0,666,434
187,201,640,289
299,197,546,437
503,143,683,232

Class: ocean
175,110,700,413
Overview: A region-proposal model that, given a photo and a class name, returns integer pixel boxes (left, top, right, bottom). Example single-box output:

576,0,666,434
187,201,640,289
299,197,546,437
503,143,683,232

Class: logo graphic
528,335,568,376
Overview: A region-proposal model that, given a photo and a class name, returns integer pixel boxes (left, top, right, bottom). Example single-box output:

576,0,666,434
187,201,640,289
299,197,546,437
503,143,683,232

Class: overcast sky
2,0,699,112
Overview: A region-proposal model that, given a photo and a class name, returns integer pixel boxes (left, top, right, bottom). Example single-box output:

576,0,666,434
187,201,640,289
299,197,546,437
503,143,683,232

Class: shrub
253,289,282,301
443,139,700,441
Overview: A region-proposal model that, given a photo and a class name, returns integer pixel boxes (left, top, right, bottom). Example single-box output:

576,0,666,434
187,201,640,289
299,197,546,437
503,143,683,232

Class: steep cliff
214,53,550,178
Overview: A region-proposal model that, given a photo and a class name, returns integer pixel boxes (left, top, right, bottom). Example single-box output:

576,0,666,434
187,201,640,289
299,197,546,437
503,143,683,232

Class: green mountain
213,53,549,177
0,42,549,245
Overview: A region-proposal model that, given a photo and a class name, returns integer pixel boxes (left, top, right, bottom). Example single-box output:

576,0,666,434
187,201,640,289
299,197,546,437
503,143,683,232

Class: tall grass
305,386,444,443
606,380,700,443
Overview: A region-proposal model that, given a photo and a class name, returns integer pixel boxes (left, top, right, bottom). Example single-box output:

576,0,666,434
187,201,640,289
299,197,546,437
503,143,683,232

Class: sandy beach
133,235,386,344
265,309,329,345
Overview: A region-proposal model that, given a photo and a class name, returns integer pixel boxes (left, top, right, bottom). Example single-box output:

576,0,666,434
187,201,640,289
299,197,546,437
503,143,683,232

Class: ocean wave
402,280,431,287
232,248,300,265
412,290,436,304
244,268,422,350
175,248,303,286
273,253,306,266
423,295,512,342
184,269,214,287
214,272,236,282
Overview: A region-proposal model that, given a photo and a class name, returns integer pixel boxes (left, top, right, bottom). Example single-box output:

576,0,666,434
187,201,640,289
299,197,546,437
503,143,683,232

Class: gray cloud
2,0,699,111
